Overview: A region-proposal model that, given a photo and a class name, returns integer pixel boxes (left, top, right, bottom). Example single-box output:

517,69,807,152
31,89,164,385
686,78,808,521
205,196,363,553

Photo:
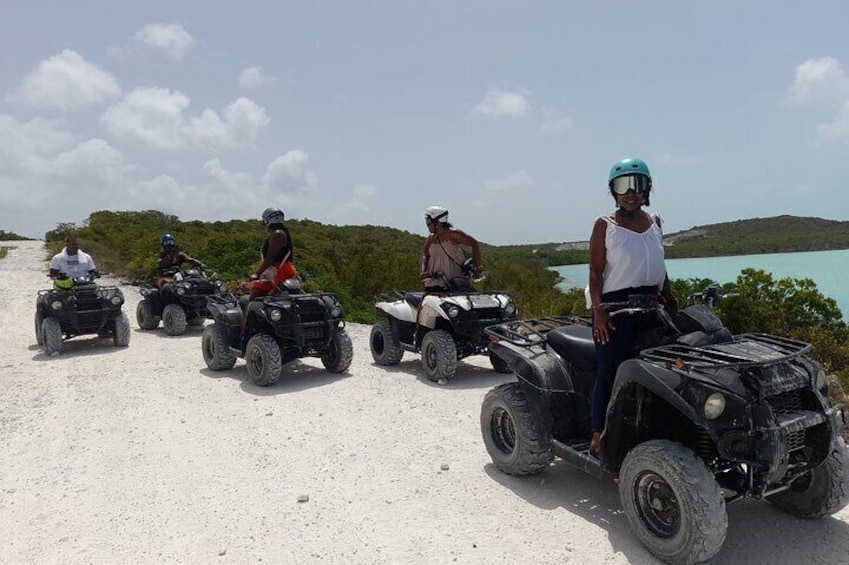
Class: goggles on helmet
610,174,651,195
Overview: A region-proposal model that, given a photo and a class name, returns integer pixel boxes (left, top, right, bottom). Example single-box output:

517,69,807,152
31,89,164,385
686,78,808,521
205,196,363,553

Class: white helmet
424,205,449,224
262,207,285,226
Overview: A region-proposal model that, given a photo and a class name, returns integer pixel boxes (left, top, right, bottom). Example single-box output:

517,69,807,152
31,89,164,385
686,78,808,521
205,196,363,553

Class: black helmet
262,207,285,226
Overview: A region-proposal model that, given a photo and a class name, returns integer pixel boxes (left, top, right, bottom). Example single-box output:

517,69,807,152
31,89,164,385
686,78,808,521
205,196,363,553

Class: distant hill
534,215,849,264
0,230,33,241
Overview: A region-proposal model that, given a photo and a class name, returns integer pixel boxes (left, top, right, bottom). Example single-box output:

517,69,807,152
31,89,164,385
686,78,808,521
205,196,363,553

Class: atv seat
546,326,597,371
404,292,424,309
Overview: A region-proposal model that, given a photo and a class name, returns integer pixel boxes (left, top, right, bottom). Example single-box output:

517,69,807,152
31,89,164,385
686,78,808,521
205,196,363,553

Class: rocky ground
1,240,848,564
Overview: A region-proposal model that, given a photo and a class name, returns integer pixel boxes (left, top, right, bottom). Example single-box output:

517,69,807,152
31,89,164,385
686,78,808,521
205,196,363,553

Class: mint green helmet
608,157,652,205
608,158,651,184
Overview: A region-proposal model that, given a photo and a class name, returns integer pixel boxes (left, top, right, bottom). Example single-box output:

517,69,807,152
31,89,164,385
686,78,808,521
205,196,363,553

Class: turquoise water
552,249,849,319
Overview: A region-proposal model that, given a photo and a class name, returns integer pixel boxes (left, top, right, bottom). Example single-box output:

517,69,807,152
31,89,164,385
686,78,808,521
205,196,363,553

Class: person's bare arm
588,218,613,343
449,230,483,271
420,237,432,280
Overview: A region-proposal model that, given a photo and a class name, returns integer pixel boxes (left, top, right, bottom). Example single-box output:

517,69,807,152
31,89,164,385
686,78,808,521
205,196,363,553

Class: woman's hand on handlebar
593,308,615,344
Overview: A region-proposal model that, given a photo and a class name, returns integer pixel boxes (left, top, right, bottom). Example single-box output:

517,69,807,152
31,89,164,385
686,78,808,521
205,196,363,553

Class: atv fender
376,299,418,324
207,300,242,326
604,359,707,473
140,287,161,300
489,340,575,443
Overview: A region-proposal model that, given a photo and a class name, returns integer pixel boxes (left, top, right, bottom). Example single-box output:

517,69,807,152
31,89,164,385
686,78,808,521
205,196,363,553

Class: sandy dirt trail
1,240,848,564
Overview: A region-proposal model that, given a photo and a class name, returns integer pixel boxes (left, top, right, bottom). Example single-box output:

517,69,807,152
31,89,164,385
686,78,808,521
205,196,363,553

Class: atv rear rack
641,332,813,369
484,316,591,346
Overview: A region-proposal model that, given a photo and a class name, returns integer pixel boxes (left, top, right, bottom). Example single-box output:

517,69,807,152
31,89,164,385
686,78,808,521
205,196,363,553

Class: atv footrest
551,439,604,479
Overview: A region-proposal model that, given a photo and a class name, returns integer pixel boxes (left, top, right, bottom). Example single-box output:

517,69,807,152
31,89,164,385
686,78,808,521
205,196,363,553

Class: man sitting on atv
49,235,97,286
420,205,485,292
156,234,206,289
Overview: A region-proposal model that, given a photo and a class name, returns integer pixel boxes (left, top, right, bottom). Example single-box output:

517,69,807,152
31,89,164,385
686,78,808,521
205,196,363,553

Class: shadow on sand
486,459,849,564
199,359,349,397
370,357,514,390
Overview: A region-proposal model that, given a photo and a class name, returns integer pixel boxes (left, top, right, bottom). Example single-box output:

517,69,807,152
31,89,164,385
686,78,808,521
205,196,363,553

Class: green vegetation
664,215,849,258
0,246,10,260
0,230,32,241
44,211,849,389
671,270,849,390
46,210,573,323
497,215,849,266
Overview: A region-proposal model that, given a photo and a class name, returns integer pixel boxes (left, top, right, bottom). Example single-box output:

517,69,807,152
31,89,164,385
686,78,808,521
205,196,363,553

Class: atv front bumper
718,404,845,485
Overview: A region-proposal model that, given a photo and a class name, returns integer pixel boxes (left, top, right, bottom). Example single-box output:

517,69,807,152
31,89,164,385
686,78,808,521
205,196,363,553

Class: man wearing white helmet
421,205,484,291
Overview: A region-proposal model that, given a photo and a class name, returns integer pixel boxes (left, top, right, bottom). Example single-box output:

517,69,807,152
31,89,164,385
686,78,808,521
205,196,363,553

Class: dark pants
591,286,658,432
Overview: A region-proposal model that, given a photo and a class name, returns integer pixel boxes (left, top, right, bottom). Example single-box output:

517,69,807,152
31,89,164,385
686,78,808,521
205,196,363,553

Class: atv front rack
641,333,813,369
484,316,591,346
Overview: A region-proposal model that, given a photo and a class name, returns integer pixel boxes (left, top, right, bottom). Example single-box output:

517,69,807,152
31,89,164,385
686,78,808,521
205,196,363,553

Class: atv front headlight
176,287,186,296
704,393,726,420
330,304,343,318
447,305,460,319
110,295,123,306
503,302,517,318
51,300,63,310
269,308,282,322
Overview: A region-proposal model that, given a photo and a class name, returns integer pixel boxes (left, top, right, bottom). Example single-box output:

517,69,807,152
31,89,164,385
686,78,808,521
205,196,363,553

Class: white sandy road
1,240,848,565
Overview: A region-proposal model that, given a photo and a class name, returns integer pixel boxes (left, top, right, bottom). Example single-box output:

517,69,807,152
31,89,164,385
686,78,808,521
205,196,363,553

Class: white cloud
472,89,530,119
101,88,270,151
339,183,377,213
239,66,274,89
539,116,573,134
789,57,849,105
0,114,134,235
817,100,849,142
263,150,318,198
7,49,120,110
484,170,535,192
135,23,195,59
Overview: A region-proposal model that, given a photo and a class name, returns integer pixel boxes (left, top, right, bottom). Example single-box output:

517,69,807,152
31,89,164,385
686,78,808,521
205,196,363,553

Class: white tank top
584,213,667,306
602,213,667,292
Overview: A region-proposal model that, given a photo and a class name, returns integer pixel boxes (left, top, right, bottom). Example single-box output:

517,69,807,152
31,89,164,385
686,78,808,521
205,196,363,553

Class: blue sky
2,1,848,244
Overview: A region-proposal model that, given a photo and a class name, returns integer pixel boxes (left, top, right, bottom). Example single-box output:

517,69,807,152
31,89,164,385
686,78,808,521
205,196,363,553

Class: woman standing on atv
587,158,677,454
420,206,484,292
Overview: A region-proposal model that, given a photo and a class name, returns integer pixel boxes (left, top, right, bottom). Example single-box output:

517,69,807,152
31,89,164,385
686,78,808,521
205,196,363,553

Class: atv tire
619,440,727,565
246,334,282,387
322,329,354,373
490,351,512,374
768,437,849,518
35,310,45,346
370,319,403,365
481,383,553,475
421,329,457,383
42,317,62,356
162,304,187,336
136,299,160,330
202,323,237,371
113,312,131,347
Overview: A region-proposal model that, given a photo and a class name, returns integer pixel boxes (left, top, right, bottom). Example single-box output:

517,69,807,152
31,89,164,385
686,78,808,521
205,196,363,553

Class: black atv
34,272,131,356
370,259,518,383
201,276,353,386
136,267,228,335
481,287,849,565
